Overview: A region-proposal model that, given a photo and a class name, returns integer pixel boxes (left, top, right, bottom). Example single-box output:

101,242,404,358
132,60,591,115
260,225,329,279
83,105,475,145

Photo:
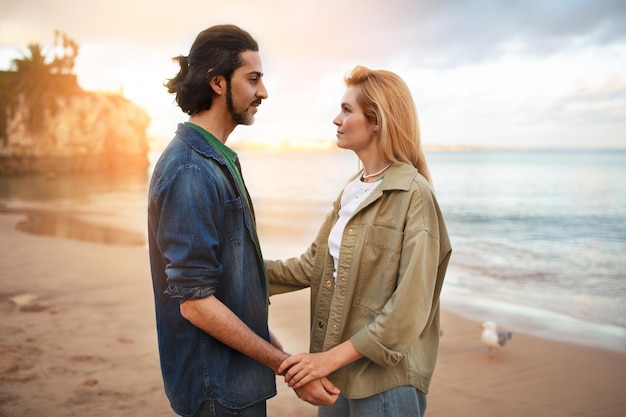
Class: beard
226,82,255,126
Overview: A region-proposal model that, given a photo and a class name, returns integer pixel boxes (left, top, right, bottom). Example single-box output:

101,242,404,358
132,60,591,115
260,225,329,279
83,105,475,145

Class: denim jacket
148,123,275,416
267,163,451,398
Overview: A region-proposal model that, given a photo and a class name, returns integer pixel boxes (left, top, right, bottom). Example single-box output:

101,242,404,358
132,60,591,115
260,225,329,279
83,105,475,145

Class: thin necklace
354,177,383,199
362,163,391,179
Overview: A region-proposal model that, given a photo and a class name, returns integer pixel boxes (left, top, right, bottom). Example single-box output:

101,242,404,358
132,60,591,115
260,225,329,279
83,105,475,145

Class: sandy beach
0,209,625,417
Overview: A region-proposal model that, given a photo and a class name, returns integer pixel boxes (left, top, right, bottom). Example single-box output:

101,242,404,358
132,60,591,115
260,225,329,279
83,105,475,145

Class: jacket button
325,280,332,288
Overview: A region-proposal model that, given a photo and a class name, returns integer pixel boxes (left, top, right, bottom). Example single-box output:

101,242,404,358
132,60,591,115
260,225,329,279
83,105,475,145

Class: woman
267,66,451,416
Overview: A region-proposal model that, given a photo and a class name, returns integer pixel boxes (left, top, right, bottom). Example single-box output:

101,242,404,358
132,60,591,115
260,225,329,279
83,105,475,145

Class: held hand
293,377,340,406
279,352,333,389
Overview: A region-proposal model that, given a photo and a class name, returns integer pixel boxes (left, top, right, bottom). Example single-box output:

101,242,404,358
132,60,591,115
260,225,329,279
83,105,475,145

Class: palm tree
9,43,56,132
5,32,80,134
11,43,52,75
50,30,79,75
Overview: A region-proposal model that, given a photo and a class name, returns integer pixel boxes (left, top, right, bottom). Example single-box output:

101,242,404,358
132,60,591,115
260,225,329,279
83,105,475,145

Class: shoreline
2,205,625,353
440,284,626,354
1,210,625,416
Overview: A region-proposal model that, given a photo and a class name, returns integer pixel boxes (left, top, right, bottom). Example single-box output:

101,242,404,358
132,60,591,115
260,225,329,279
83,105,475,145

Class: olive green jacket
266,162,452,398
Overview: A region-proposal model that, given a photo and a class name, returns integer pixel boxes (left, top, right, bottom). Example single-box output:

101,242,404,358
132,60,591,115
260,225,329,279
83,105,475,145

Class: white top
328,175,382,278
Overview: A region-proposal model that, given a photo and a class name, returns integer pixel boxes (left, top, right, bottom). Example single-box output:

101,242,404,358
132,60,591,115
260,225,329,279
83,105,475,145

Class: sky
0,0,625,149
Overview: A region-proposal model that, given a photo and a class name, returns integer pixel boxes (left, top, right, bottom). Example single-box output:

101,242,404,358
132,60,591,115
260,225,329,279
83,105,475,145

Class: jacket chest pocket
353,225,403,312
224,197,244,246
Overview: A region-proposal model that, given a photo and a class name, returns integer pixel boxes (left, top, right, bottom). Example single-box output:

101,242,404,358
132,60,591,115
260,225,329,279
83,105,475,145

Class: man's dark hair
165,24,259,115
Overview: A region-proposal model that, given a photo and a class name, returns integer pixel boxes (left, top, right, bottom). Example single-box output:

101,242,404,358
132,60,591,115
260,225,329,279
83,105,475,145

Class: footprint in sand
117,336,134,344
67,387,132,405
0,344,41,383
68,355,106,364
83,379,99,387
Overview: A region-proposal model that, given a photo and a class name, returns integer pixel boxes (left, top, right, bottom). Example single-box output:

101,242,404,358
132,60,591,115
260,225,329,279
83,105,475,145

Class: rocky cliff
0,87,150,175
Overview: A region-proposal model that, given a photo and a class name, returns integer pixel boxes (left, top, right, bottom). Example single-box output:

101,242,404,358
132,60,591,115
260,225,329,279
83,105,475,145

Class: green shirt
184,122,251,217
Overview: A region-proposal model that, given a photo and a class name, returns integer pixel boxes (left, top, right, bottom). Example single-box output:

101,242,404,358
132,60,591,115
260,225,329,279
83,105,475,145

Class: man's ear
209,75,226,96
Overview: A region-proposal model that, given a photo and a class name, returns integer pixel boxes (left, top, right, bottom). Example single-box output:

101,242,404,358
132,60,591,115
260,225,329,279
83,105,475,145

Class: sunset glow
1,0,625,149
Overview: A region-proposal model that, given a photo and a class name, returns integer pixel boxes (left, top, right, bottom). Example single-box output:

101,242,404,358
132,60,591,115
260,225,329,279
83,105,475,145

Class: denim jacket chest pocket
224,197,244,246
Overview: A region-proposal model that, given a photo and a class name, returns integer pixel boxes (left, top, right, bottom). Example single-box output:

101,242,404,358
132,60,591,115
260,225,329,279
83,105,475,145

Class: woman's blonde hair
344,65,432,185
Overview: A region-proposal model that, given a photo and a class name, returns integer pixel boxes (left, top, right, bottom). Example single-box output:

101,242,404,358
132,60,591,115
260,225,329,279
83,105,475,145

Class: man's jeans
318,386,427,417
191,400,266,417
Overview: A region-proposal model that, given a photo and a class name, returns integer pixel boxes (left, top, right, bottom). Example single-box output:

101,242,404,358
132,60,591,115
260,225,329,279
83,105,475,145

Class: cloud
376,0,626,67
3,0,624,70
558,74,626,125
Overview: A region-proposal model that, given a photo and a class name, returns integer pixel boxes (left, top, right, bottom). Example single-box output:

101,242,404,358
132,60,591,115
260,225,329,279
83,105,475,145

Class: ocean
1,148,624,351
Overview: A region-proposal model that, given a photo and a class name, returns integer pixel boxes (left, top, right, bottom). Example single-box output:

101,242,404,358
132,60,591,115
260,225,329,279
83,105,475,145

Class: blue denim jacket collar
177,122,223,160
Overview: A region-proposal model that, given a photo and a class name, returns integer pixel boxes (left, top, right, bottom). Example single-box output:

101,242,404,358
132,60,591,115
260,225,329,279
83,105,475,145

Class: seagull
480,321,512,359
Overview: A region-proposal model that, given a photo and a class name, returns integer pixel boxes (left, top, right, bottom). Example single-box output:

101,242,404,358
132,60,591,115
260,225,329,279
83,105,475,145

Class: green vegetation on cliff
0,31,80,143
0,31,150,175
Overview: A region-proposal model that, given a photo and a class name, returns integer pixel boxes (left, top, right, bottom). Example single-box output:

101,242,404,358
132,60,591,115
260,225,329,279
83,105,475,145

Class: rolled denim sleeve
153,165,224,301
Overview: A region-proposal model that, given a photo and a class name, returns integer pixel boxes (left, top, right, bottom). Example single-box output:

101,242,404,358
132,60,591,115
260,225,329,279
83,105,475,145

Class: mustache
251,99,262,106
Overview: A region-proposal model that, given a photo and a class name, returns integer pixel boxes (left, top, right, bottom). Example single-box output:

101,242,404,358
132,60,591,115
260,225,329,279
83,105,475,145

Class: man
148,25,338,416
